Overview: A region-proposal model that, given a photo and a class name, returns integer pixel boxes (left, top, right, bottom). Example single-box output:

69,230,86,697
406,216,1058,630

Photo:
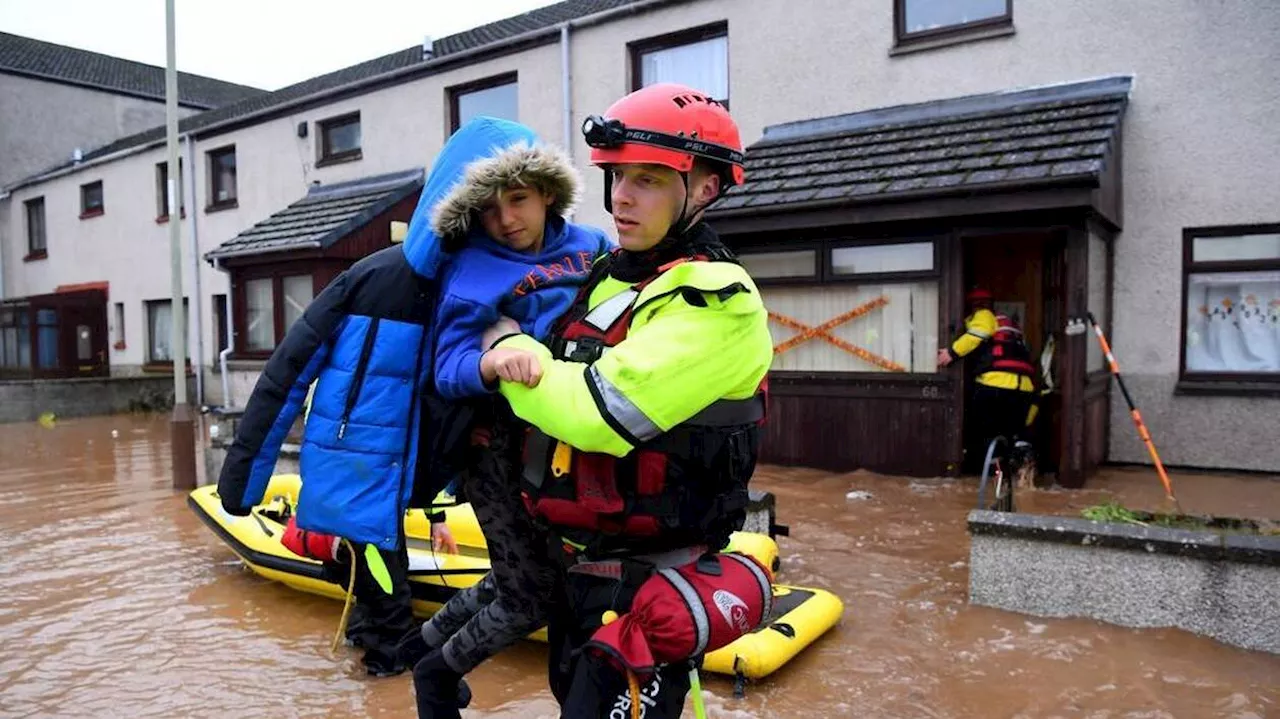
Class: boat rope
627,669,641,719
330,538,358,654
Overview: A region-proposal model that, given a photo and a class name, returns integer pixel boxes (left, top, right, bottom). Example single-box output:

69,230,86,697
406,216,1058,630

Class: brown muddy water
0,413,1276,718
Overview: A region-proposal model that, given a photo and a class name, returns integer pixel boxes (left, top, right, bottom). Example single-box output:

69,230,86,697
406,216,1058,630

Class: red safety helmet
581,83,746,187
967,288,994,304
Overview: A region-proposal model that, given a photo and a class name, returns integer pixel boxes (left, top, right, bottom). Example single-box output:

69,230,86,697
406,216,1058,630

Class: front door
959,230,1056,477
60,304,108,377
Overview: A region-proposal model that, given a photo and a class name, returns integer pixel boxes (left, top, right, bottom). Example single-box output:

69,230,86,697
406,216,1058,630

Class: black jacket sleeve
217,272,352,515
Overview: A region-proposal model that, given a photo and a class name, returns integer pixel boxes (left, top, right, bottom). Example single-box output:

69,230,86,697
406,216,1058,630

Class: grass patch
1080,499,1278,536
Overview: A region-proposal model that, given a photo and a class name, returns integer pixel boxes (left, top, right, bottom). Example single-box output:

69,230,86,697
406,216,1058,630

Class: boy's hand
936,348,953,368
431,523,458,554
480,348,543,387
482,315,522,349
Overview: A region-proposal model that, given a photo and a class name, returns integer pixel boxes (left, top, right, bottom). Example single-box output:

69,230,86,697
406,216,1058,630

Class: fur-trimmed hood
431,141,579,243
400,116,580,278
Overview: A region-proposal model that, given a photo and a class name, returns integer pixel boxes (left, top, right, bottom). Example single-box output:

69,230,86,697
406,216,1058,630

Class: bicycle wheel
976,436,1008,510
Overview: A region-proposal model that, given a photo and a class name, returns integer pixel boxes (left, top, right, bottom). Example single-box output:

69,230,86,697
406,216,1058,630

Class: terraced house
2,0,1277,486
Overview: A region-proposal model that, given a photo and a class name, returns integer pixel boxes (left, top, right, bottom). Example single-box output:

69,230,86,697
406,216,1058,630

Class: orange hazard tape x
768,296,906,373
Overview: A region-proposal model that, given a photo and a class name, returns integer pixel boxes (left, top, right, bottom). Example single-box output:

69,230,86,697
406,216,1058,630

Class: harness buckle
566,336,606,363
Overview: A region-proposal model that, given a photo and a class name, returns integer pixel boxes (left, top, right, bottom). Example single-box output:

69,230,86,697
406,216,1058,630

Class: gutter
212,256,235,409
0,189,7,300
560,22,573,159
5,0,688,193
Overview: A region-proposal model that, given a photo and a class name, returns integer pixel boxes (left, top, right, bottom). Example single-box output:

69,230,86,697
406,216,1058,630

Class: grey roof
435,0,641,54
712,75,1133,215
205,168,424,260
0,31,265,108
9,0,651,190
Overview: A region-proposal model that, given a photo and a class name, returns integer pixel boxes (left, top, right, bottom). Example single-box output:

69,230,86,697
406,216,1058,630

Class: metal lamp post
165,0,197,490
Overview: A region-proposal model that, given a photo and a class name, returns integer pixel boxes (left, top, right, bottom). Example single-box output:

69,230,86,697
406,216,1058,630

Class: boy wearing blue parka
215,118,562,677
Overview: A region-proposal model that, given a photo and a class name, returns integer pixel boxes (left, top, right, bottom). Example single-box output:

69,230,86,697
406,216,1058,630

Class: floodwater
1,412,1276,719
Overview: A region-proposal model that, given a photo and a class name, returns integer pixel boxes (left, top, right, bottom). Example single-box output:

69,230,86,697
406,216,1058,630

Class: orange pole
1087,313,1179,506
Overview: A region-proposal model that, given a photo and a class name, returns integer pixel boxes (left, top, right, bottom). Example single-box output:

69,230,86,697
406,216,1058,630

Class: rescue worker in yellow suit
938,288,1039,475
475,82,774,717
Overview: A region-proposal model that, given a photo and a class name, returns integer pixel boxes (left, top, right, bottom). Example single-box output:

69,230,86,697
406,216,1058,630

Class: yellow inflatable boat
188,474,843,682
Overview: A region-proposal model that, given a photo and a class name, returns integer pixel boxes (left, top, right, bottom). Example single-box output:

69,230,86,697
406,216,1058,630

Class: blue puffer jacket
216,118,555,549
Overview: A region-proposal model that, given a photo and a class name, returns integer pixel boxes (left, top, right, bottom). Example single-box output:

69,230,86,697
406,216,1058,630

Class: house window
831,241,935,276
146,298,189,363
213,293,229,355
743,239,941,374
244,278,274,351
449,73,518,134
738,249,818,282
895,0,1012,44
155,159,185,220
25,198,46,257
80,181,104,218
1181,225,1280,384
207,146,238,209
0,306,31,369
240,273,315,353
318,112,362,165
36,308,58,369
113,302,126,349
630,23,729,106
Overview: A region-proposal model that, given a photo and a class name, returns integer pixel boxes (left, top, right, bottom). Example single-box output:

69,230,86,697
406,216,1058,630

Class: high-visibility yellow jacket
494,259,773,457
951,308,1036,392
950,308,1038,426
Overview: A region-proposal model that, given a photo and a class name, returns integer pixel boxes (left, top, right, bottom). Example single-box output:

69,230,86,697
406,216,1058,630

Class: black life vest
976,312,1037,378
520,248,767,557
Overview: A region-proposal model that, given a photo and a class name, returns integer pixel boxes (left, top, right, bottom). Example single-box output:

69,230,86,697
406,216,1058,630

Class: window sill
315,151,363,168
226,357,269,372
142,362,194,375
23,250,48,262
205,200,239,214
1175,379,1280,398
890,23,1016,57
155,210,188,224
79,208,105,220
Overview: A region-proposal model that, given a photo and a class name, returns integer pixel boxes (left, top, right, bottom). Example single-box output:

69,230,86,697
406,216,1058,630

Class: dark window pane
26,199,46,252
210,149,237,204
82,181,104,213
323,116,361,157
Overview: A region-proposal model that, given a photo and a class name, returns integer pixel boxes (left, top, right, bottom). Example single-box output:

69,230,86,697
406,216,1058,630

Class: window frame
24,197,47,260
232,267,319,358
1177,223,1280,393
0,303,32,371
893,0,1013,47
317,111,363,167
80,180,104,219
448,73,519,135
112,302,126,350
739,235,945,377
155,159,186,222
145,298,190,365
206,145,239,212
734,244,822,287
213,293,230,356
628,22,730,108
827,237,941,284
